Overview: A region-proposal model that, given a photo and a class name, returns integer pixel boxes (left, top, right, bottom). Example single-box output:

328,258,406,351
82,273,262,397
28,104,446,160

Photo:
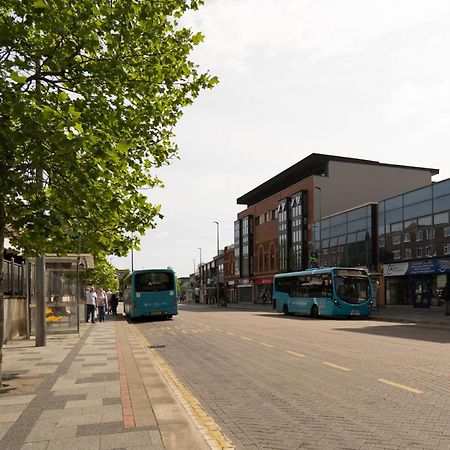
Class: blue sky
110,0,450,277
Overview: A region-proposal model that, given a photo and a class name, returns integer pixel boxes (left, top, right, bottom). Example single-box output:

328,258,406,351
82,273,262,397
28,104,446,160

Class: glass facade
289,191,308,272
313,204,376,269
241,216,253,277
234,220,241,277
278,199,289,272
379,179,450,263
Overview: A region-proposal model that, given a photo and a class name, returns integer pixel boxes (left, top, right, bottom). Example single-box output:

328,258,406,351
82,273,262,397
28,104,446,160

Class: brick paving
0,312,212,450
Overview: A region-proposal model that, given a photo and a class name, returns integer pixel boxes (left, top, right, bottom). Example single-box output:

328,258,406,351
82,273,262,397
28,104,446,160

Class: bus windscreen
334,269,370,304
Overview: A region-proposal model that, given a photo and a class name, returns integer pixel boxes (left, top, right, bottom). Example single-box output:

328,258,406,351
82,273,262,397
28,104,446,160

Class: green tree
0,0,216,382
83,254,118,291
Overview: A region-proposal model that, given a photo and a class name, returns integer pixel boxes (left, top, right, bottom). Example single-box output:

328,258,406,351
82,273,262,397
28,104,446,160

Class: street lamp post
315,186,322,268
213,221,220,307
198,247,202,302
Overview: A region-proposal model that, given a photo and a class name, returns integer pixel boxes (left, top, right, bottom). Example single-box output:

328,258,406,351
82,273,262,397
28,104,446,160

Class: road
135,304,450,449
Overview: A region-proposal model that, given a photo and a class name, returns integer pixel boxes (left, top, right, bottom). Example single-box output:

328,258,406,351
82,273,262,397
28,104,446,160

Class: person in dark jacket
110,293,119,316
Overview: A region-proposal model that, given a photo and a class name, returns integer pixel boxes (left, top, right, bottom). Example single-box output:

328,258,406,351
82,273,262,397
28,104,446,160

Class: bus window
135,272,174,292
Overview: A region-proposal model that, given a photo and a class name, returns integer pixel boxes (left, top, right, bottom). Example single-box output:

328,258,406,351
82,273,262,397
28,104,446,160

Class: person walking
110,292,119,316
105,289,113,314
97,288,107,322
85,287,97,323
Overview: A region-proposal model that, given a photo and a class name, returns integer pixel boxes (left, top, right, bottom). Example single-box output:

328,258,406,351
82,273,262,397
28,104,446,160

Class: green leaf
34,0,48,8
11,72,27,84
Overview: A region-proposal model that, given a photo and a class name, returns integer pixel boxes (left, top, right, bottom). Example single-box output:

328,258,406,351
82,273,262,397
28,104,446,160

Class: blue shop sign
407,259,450,275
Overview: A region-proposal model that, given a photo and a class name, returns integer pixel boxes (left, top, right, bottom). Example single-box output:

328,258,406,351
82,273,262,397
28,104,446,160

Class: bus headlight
368,301,373,308
333,299,341,308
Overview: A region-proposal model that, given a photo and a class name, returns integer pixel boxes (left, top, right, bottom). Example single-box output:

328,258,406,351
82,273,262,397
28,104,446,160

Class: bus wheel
166,315,173,320
311,304,319,318
283,304,289,315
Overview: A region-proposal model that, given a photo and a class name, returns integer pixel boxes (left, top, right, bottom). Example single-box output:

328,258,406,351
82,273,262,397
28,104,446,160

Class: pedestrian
96,288,107,322
105,288,113,314
85,287,97,323
110,292,119,316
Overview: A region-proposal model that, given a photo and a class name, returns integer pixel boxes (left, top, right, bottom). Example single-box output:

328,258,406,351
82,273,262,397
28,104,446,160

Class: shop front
383,259,450,308
253,276,274,304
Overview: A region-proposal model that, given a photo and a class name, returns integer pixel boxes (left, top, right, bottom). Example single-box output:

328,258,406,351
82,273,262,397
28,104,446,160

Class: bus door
412,278,432,308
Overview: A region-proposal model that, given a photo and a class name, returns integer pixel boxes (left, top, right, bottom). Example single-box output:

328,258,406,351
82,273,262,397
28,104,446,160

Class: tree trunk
0,199,5,386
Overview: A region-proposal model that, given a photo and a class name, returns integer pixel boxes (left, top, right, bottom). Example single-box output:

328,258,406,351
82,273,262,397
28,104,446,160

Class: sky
110,0,450,277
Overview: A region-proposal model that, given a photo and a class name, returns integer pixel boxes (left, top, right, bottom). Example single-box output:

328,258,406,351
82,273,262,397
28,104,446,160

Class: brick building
227,153,438,304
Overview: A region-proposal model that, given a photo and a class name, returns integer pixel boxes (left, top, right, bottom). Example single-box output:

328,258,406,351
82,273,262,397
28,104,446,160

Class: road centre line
227,332,236,336
214,328,223,332
239,336,252,341
377,378,423,394
286,350,305,358
260,342,275,348
322,362,351,372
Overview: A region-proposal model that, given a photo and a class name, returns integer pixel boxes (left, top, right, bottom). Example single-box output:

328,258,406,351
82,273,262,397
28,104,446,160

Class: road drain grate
148,344,166,349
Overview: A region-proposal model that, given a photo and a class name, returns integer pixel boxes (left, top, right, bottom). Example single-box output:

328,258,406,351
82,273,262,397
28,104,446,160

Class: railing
3,259,25,296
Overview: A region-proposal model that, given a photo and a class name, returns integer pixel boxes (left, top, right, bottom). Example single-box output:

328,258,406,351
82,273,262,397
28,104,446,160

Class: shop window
417,247,423,258
404,248,412,259
393,250,401,260
444,244,450,255
416,230,423,242
403,233,411,243
392,235,401,245
379,237,385,248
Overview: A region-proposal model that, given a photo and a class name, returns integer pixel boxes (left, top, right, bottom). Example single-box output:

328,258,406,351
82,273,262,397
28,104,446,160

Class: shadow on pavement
334,323,450,343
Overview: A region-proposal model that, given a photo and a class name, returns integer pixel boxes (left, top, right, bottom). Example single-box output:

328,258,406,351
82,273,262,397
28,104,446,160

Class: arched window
258,246,264,273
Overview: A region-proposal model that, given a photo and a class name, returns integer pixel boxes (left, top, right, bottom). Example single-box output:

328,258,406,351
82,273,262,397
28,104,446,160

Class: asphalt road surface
135,304,450,449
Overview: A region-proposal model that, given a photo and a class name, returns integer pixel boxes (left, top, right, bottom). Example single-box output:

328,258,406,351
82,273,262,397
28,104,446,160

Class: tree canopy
0,0,216,256
0,0,216,379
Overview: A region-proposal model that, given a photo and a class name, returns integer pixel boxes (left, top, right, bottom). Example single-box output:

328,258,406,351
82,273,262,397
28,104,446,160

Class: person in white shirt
105,289,113,314
85,287,97,323
96,288,107,322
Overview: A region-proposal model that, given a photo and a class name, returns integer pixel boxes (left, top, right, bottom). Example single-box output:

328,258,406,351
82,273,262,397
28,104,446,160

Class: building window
392,235,401,245
444,227,450,237
404,248,412,259
379,237,385,248
425,228,435,240
393,250,401,260
425,246,435,257
417,247,423,258
403,233,410,243
444,244,450,255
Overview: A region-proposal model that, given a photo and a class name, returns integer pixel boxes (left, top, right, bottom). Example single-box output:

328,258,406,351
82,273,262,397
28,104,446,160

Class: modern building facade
229,153,438,304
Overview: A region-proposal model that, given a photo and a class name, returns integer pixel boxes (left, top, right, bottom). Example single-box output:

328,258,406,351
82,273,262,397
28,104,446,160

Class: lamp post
198,247,202,302
213,221,220,307
131,233,134,272
314,186,322,267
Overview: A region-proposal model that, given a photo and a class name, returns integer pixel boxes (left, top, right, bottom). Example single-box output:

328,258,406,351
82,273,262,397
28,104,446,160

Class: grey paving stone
21,441,50,450
75,373,119,384
102,398,121,406
46,435,101,450
76,421,124,436
99,431,153,449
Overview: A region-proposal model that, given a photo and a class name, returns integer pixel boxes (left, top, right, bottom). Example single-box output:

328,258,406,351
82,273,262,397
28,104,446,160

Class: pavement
1,302,449,450
0,307,223,450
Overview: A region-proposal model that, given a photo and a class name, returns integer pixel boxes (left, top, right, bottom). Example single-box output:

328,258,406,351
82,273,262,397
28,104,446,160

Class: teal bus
273,267,373,318
123,268,178,319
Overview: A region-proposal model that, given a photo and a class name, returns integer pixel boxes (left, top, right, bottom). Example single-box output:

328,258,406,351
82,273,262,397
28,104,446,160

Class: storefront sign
384,258,450,276
383,262,408,276
254,277,273,285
